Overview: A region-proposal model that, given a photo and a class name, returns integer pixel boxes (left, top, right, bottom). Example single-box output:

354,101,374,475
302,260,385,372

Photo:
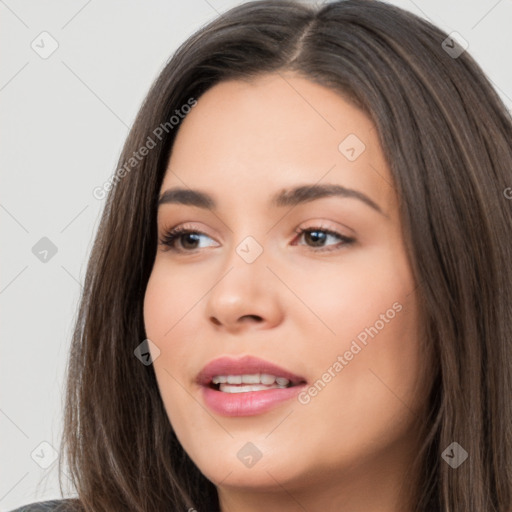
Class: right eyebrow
158,183,385,216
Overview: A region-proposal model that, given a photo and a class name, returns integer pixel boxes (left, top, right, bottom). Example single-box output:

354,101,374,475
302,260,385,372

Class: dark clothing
9,500,78,512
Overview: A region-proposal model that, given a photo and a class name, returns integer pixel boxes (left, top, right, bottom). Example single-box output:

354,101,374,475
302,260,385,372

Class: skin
143,71,430,512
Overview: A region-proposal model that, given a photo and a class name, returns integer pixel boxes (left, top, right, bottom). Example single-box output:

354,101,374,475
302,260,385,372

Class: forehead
162,72,394,215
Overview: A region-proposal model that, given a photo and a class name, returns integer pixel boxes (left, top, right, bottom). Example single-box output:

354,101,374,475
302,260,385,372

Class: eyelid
158,222,219,251
158,220,356,254
159,222,217,240
159,219,352,239
292,222,355,251
294,219,355,237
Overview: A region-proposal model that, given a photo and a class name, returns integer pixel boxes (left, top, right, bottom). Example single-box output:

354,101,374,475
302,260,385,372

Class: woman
12,0,512,510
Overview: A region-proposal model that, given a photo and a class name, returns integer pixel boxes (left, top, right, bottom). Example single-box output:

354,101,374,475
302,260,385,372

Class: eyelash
158,224,355,254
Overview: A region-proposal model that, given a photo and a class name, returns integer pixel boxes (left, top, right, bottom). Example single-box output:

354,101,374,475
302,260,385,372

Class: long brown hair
58,1,512,510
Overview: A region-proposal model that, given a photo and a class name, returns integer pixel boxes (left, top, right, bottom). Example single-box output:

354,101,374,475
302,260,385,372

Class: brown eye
304,230,328,247
159,227,217,252
294,226,355,252
179,232,201,250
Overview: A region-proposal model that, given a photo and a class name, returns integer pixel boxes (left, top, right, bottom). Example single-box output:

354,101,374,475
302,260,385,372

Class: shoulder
8,499,80,512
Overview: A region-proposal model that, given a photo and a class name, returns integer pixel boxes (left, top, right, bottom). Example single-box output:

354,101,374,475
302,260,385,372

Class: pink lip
196,355,307,417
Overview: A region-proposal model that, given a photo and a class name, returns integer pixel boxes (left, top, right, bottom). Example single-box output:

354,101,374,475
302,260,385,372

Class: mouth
196,355,307,416
197,354,307,391
208,372,300,393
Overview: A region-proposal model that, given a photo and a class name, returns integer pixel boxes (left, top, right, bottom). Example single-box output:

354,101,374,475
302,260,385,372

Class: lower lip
201,384,306,416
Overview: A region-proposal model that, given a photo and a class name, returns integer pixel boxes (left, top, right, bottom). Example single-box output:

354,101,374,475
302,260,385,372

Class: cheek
288,284,422,473
143,268,196,397
143,269,202,435
290,243,423,419
289,242,415,342
143,263,208,372
143,264,202,341
143,276,164,341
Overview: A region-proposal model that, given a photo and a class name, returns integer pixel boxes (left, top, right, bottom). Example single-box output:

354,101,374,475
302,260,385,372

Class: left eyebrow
270,183,385,215
158,183,385,216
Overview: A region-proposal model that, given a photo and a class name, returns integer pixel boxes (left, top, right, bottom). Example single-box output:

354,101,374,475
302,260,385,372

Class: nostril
241,315,263,322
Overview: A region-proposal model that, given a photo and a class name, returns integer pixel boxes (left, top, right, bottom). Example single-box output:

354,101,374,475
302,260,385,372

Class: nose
203,248,285,334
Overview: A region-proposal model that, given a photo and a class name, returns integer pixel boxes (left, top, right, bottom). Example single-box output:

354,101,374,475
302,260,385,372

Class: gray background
1,0,511,509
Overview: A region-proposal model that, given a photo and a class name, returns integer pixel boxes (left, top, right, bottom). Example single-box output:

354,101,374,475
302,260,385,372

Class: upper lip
196,355,307,386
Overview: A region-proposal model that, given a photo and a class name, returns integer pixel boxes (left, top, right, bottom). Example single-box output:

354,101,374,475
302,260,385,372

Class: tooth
212,376,227,384
260,373,276,385
276,377,290,387
248,385,271,391
220,384,247,393
223,384,244,393
227,375,242,384
219,383,280,393
241,374,260,384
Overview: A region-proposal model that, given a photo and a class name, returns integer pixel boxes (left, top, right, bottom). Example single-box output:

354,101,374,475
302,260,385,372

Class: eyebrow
158,183,385,215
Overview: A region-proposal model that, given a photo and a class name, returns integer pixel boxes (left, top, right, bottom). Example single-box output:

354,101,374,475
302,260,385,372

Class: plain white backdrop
1,0,511,509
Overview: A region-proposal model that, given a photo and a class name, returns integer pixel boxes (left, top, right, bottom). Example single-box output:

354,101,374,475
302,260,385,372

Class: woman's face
143,72,428,505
